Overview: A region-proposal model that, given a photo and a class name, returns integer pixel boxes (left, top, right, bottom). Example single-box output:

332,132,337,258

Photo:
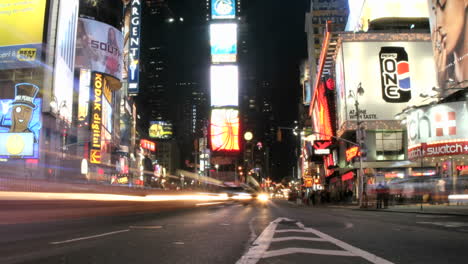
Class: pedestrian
310,191,316,206
376,182,384,209
143,152,153,187
383,182,390,209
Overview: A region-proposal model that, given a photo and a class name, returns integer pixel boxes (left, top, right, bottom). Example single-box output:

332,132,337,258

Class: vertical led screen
127,0,141,95
210,23,237,63
75,18,124,80
0,83,42,158
312,82,333,140
0,0,47,69
428,0,468,91
211,0,236,19
53,0,79,123
210,65,239,106
210,109,240,152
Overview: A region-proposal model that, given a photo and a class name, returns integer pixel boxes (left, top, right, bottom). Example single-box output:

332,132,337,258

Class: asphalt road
1,200,468,264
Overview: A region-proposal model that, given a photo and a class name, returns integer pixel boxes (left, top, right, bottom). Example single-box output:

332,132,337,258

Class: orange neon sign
346,146,360,162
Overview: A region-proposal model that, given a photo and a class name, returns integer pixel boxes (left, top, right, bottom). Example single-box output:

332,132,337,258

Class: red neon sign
342,171,354,182
140,139,156,152
457,165,468,171
346,146,360,162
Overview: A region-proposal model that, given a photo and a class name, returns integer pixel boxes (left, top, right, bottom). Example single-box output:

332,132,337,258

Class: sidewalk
328,203,468,216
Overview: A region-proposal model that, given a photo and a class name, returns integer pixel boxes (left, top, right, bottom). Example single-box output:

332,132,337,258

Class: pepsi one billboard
379,47,411,103
211,0,236,19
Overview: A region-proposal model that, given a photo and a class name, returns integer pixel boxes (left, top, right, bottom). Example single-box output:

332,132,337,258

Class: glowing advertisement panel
0,83,42,159
75,18,123,80
90,73,105,164
427,0,468,92
211,0,236,19
336,41,437,127
0,0,47,69
149,121,173,139
53,0,79,123
210,65,238,107
210,109,240,152
210,23,237,63
126,0,141,94
78,69,91,125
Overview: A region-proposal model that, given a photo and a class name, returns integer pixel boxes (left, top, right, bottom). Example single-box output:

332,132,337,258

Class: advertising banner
211,0,236,19
53,0,79,123
75,18,123,80
427,0,468,91
210,65,239,106
337,41,437,126
0,0,47,69
126,0,141,95
90,73,105,164
406,101,468,146
210,108,240,152
78,69,91,125
149,121,173,139
210,23,237,63
0,83,42,159
303,81,311,105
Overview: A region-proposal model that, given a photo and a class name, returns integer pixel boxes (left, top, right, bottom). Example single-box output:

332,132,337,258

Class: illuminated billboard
53,0,79,123
78,69,91,125
428,0,468,92
0,83,42,159
75,18,124,80
90,73,106,164
0,0,47,69
210,23,237,63
335,40,437,127
149,121,173,139
210,108,240,152
211,0,236,19
303,81,311,105
126,0,141,94
210,65,239,107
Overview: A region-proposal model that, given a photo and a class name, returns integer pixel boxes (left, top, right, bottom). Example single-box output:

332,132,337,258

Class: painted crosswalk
236,217,394,264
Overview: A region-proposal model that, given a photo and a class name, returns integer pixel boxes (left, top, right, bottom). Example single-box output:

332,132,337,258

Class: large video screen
210,65,239,107
149,121,173,139
211,0,236,19
210,23,237,63
210,108,240,152
0,0,47,69
0,83,42,159
75,18,124,80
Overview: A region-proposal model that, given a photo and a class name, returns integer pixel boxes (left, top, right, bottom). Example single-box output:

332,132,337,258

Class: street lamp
348,82,365,208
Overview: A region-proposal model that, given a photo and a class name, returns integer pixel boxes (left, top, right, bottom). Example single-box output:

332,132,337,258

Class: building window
375,131,404,160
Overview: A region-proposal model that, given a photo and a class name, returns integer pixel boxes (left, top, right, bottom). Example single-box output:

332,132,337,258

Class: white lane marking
50,229,130,245
173,241,185,245
296,222,394,264
129,225,163,229
263,247,356,258
196,202,224,206
275,229,311,233
271,236,326,242
236,217,292,264
417,221,468,228
220,223,230,226
345,222,354,229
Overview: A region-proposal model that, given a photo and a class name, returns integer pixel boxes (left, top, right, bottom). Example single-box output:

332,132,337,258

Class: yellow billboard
0,0,47,69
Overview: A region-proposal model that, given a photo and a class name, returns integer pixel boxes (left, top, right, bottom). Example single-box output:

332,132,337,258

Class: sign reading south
212,0,236,19
379,47,411,103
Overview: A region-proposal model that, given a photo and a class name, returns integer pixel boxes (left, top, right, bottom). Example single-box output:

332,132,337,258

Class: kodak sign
89,72,106,164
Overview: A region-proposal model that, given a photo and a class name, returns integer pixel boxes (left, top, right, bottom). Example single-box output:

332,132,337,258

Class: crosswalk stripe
263,247,356,258
271,236,326,242
275,229,312,233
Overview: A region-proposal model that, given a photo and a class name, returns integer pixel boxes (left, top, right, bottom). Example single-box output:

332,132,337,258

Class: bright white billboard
335,40,437,127
75,18,123,80
211,0,236,19
53,0,79,123
210,65,238,107
210,23,237,63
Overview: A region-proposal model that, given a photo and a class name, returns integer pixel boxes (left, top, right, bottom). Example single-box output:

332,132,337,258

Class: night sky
162,0,308,179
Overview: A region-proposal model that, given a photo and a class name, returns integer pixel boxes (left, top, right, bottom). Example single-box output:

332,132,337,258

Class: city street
1,200,467,264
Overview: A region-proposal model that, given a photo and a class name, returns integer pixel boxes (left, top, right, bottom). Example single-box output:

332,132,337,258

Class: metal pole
356,100,364,208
